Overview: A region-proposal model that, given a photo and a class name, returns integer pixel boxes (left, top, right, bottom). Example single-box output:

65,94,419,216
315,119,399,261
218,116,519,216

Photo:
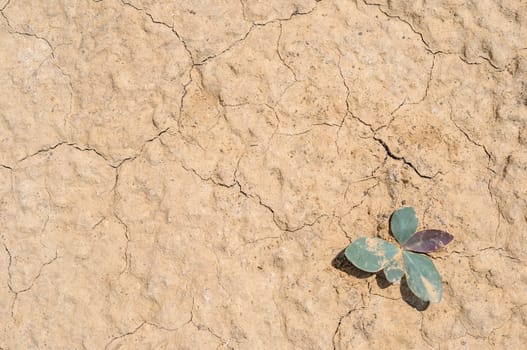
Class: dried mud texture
0,0,526,349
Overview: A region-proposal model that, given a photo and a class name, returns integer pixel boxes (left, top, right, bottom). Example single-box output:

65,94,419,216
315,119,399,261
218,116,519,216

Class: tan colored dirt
1,0,526,349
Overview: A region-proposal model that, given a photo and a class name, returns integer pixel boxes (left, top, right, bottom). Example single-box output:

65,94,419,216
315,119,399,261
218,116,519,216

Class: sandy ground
1,0,526,349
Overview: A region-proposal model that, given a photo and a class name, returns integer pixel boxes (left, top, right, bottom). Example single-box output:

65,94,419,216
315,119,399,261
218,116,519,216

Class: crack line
373,136,439,179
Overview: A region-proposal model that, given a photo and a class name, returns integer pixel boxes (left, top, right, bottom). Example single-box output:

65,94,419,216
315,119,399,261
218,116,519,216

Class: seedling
344,206,453,303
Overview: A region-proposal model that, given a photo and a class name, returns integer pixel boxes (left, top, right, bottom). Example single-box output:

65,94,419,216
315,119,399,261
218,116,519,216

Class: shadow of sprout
331,249,373,279
400,277,429,311
332,249,429,311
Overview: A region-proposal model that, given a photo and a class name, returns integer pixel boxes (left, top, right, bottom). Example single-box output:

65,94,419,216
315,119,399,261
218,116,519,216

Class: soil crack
373,136,440,179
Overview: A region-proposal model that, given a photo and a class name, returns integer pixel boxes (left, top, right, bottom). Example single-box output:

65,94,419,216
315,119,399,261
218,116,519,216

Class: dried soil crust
1,0,526,349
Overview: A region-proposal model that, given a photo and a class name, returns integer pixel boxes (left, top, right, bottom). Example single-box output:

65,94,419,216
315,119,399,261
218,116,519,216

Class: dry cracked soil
1,0,527,349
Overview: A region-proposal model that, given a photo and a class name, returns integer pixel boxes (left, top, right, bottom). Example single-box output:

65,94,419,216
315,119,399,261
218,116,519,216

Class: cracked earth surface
1,0,526,349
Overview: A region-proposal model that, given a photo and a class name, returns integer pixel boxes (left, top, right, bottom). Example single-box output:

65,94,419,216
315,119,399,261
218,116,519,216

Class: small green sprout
344,206,453,303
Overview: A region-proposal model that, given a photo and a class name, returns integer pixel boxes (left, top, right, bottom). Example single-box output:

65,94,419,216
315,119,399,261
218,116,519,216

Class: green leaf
402,251,442,303
384,255,405,283
390,206,418,244
344,237,400,273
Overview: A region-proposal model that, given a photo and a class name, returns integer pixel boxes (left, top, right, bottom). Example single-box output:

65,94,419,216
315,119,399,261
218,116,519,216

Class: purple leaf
402,230,454,253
